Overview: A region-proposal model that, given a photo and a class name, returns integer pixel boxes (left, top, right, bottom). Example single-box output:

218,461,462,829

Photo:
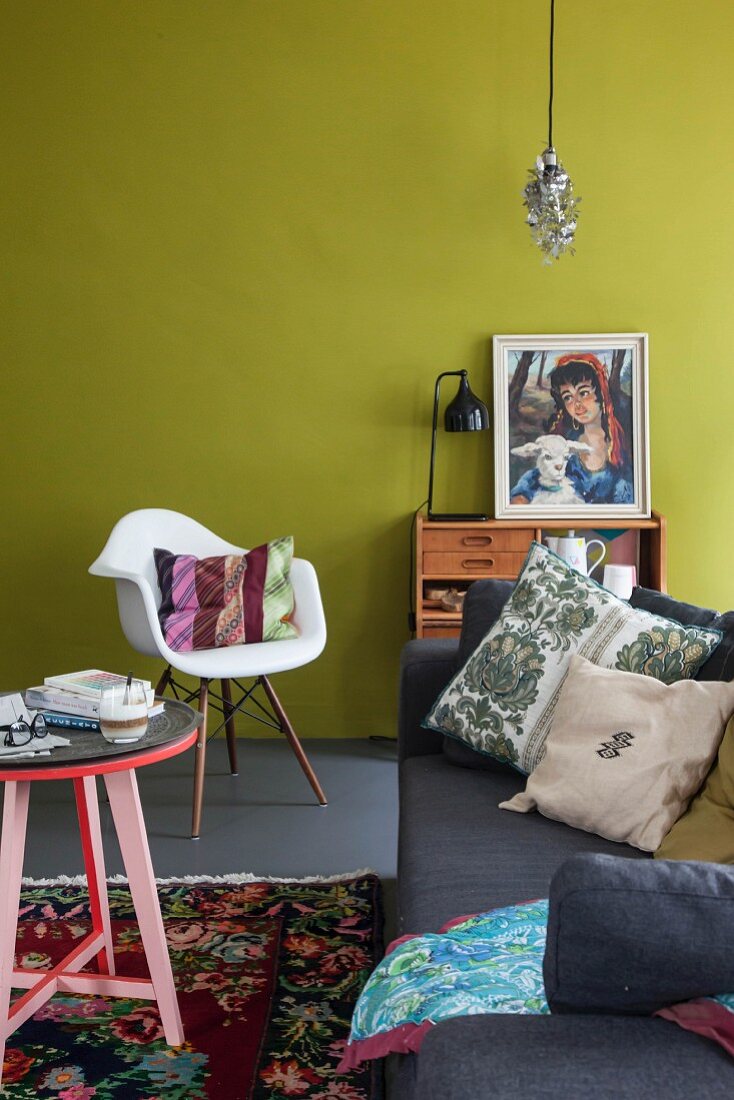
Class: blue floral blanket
339,900,549,1070
339,899,734,1071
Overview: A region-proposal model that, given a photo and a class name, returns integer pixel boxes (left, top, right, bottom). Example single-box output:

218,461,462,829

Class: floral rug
1,873,382,1100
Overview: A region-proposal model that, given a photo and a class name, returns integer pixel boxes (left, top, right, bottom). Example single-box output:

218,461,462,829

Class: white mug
602,564,637,600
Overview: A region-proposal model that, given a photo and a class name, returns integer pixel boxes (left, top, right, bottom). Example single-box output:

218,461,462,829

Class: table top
0,698,201,782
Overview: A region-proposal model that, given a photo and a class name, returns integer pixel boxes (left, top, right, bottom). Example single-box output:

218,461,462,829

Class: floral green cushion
423,542,722,774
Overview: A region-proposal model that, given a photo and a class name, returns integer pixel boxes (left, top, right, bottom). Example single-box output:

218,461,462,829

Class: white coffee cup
99,681,149,743
602,564,637,600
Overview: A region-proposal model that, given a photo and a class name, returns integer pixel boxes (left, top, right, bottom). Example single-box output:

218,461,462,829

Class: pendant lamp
522,0,580,262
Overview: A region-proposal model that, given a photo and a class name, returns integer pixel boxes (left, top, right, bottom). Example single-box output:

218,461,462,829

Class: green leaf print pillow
423,542,722,775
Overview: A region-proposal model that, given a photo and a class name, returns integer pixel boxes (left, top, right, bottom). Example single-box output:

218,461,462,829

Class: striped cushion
154,537,298,651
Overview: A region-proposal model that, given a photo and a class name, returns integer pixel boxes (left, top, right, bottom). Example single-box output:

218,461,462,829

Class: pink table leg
103,769,184,1046
0,781,30,1085
74,776,115,976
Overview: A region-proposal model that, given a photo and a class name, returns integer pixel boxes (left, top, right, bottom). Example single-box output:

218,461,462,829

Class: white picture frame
493,333,650,521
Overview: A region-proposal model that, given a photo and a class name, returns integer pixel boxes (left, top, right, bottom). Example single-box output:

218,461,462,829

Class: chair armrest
288,558,327,654
398,639,458,762
109,574,169,659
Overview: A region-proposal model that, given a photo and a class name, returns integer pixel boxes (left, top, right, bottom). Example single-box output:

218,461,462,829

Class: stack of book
25,670,164,733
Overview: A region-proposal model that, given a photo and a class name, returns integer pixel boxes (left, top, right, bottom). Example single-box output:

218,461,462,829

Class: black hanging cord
548,0,555,148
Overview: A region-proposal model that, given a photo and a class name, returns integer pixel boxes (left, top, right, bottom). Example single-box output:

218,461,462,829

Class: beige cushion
500,655,734,851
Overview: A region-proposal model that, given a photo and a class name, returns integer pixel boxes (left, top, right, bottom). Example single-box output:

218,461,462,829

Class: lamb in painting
511,434,591,506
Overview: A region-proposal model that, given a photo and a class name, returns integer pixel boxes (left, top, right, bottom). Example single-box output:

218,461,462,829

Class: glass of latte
99,680,149,744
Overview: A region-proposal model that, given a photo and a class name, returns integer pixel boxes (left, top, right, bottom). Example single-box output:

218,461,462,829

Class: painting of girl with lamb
494,337,649,519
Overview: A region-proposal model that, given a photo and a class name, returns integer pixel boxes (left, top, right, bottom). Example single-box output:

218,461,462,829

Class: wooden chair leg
220,678,239,775
155,665,172,697
191,679,209,839
260,676,327,806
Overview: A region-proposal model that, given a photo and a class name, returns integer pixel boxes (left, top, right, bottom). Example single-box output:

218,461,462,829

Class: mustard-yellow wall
3,1,734,738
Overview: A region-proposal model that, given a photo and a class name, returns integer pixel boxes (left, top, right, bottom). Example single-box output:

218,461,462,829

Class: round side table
0,699,200,1085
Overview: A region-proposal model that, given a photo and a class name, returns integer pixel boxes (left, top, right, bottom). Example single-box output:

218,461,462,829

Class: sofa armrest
413,1014,734,1099
398,639,458,762
544,853,734,1014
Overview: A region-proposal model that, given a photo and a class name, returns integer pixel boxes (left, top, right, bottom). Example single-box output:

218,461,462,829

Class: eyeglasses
1,713,48,748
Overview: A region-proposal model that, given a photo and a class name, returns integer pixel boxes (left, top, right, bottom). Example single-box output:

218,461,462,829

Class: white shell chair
89,509,327,837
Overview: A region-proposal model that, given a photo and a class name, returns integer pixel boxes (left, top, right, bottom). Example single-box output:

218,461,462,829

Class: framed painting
493,333,650,520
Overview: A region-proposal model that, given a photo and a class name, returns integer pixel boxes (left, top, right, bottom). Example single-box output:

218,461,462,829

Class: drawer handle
462,558,494,569
462,536,493,547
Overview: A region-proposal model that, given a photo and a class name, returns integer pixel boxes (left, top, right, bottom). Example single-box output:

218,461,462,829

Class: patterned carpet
2,873,382,1100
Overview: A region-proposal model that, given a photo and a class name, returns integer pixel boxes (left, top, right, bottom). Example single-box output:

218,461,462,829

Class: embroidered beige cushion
500,655,734,851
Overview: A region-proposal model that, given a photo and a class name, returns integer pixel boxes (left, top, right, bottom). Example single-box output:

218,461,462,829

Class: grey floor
9,738,398,932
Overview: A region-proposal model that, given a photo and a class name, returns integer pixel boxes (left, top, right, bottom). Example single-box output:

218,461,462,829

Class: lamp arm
427,370,466,519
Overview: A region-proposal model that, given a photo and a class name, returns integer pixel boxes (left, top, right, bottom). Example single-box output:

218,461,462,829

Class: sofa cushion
501,656,734,851
656,714,734,863
442,735,509,770
424,542,721,775
629,586,734,682
154,538,297,650
543,853,734,1015
398,755,647,935
413,1015,734,1100
457,579,515,667
400,639,457,763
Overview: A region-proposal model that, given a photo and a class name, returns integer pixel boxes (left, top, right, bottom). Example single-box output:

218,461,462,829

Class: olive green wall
3,1,734,738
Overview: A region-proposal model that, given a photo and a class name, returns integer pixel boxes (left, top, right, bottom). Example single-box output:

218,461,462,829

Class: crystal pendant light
522,0,580,262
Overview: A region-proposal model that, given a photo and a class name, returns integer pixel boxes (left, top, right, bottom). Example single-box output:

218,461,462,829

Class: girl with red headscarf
510,353,633,505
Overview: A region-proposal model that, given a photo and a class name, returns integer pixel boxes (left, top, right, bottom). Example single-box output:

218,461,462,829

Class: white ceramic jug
546,531,606,577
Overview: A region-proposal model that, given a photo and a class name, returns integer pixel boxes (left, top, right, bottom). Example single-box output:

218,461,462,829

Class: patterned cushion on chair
154,537,297,651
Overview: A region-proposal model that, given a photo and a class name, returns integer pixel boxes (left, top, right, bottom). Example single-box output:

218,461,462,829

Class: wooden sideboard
414,511,667,639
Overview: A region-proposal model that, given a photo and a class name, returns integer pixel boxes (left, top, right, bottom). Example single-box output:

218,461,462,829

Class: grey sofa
390,580,734,1099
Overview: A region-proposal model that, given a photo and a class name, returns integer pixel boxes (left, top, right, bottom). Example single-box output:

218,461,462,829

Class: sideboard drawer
422,528,534,553
414,511,667,641
422,623,462,638
423,551,528,576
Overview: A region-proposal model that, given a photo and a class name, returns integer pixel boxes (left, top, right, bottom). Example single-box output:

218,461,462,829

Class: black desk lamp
427,370,490,521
